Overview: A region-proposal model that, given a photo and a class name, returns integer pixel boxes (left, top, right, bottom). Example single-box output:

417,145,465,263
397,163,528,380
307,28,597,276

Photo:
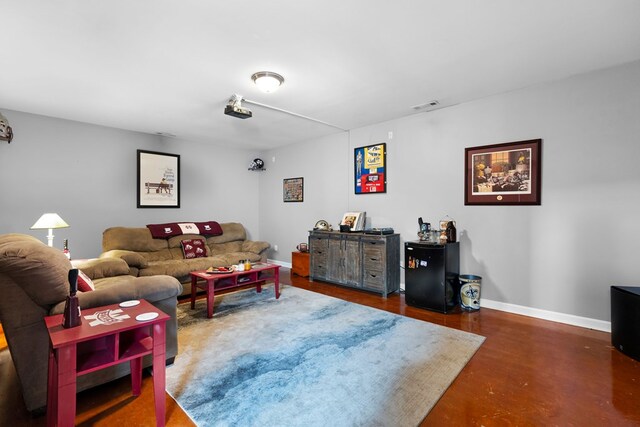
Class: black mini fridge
405,241,460,313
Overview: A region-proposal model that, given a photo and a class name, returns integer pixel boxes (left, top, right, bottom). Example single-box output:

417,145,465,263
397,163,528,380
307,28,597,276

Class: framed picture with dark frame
355,143,387,194
283,177,304,202
464,139,542,205
137,149,180,208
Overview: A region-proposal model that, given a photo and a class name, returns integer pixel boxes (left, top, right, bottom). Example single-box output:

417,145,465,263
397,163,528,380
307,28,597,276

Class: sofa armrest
73,257,131,280
50,275,183,314
241,240,270,254
100,249,148,269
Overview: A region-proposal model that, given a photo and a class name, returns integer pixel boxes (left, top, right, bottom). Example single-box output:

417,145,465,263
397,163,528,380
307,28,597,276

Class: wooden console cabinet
309,231,400,296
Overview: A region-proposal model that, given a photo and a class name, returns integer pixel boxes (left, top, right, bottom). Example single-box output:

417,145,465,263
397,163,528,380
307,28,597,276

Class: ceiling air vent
411,100,440,111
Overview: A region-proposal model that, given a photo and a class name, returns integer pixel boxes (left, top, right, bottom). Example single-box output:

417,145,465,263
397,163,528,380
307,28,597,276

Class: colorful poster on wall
354,143,387,194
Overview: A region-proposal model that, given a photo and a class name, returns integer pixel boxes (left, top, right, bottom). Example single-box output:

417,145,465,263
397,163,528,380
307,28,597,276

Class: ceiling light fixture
251,71,284,93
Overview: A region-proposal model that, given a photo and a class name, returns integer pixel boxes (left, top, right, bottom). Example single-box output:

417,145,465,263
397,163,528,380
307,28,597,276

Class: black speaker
611,286,640,361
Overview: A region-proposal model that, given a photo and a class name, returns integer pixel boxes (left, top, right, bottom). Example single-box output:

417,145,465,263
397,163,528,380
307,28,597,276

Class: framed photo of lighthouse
354,143,386,194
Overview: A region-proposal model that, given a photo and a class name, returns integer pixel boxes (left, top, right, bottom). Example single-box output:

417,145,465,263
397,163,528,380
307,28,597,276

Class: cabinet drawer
362,238,385,247
363,269,384,290
311,246,328,257
363,247,384,265
311,265,327,279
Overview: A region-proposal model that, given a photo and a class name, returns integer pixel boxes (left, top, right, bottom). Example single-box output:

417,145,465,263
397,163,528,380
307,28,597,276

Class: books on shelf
340,211,366,232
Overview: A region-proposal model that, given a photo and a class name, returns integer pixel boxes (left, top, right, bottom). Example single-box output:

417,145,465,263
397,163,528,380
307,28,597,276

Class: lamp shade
31,213,69,230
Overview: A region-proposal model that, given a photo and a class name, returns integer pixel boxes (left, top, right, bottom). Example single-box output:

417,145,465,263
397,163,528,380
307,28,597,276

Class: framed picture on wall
137,149,180,208
355,143,387,194
283,177,304,202
464,139,542,205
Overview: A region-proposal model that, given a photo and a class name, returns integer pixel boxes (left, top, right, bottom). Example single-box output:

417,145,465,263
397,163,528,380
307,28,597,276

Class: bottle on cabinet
63,239,71,260
446,221,457,243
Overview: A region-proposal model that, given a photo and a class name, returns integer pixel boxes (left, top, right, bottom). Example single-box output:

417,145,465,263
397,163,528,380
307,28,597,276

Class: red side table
45,299,169,427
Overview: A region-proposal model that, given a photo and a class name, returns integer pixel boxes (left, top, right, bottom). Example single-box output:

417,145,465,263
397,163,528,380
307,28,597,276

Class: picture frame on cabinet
340,211,366,232
464,139,542,205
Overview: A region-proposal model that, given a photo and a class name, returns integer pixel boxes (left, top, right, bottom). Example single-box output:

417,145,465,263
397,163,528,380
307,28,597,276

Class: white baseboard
268,259,291,269
287,275,610,333
480,298,611,333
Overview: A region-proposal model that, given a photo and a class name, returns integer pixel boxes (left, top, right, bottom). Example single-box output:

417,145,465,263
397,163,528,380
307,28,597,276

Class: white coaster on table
119,300,140,308
136,312,159,322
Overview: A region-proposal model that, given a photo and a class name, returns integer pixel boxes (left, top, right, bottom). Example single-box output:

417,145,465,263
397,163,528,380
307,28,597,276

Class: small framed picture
137,149,180,208
283,177,304,202
340,211,366,232
464,139,542,205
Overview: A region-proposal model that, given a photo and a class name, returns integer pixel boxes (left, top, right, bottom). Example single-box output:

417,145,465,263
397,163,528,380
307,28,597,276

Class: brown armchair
0,233,182,413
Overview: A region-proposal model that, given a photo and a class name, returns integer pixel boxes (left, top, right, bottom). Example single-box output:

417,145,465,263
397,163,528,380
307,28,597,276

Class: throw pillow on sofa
77,270,95,292
181,239,207,259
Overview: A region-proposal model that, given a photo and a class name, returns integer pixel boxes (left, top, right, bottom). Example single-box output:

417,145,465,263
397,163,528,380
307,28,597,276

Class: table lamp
30,213,69,247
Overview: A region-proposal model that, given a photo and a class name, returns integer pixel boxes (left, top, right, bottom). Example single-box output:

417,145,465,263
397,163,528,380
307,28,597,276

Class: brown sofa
100,222,270,295
0,233,182,413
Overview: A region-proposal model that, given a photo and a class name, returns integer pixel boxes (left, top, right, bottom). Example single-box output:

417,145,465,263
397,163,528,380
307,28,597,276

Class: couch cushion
103,227,168,252
180,239,207,259
138,258,216,278
205,222,246,244
242,240,270,254
208,241,243,255
138,249,174,263
75,257,131,279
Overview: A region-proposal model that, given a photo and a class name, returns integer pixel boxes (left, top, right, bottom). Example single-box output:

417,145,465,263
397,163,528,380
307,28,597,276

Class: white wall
259,60,640,322
257,132,351,257
2,60,638,323
0,112,262,257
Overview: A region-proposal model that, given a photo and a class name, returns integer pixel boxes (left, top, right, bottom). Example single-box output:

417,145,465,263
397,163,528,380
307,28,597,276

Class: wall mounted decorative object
464,139,542,205
0,112,13,143
283,177,304,202
355,143,387,194
137,149,180,208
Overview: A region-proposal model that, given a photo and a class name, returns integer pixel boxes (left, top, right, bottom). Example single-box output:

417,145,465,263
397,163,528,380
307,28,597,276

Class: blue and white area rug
168,286,485,427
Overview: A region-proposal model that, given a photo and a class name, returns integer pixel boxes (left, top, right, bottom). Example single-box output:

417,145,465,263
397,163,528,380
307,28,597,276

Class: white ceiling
2,0,640,150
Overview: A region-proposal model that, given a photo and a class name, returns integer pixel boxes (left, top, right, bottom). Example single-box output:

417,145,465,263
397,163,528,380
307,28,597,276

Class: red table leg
275,266,281,299
190,275,198,309
152,323,166,427
206,278,216,318
55,344,77,427
131,356,142,396
46,346,57,427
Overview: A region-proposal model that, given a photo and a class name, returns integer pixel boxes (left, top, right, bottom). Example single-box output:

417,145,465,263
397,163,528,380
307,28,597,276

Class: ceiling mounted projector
224,94,252,119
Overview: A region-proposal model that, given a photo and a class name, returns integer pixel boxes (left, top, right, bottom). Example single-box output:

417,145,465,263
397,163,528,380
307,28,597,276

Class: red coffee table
190,263,281,318
45,299,169,427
